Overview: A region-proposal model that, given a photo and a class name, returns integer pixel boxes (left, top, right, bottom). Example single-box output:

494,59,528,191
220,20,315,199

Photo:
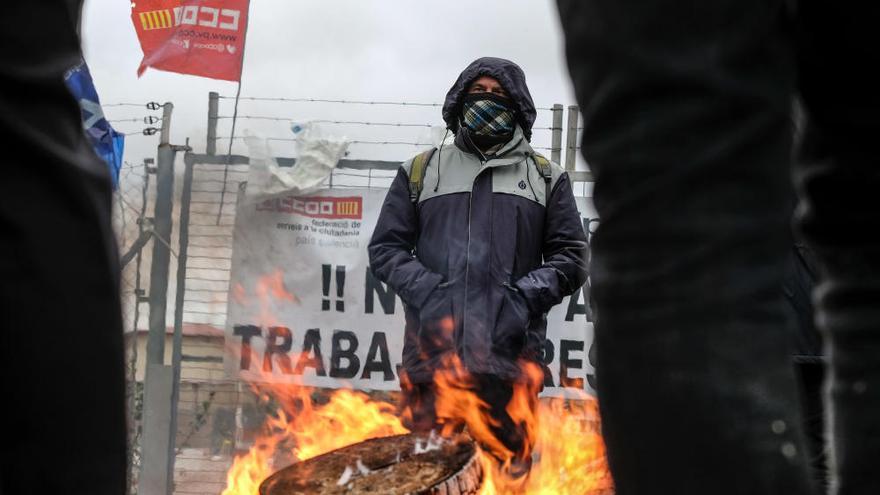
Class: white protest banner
225,186,598,397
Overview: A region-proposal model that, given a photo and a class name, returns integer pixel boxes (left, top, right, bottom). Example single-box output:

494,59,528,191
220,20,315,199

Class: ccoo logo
257,196,364,220
138,6,240,31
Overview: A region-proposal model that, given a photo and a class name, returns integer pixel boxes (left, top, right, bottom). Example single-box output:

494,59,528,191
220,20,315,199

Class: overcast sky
82,0,579,167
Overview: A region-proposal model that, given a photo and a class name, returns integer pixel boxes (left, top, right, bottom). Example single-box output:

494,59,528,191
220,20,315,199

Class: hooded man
368,57,588,477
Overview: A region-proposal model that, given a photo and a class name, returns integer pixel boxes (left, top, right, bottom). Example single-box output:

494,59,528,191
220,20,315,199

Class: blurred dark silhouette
0,1,126,493
785,242,827,488
557,1,880,493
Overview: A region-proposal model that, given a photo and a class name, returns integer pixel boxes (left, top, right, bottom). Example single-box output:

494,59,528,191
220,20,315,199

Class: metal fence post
207,92,219,155
551,104,563,164
146,103,174,369
565,105,579,172
167,151,195,495
140,102,176,495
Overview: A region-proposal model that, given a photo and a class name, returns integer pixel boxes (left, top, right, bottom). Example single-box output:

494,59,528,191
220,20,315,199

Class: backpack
408,148,553,204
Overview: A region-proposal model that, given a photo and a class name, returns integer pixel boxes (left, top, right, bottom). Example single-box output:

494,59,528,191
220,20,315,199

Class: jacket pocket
492,284,531,357
418,283,454,357
523,318,547,363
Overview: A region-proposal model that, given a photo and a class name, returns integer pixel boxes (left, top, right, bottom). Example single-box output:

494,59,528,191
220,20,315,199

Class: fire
493,396,611,494
431,356,612,494
222,371,610,495
222,272,406,495
221,385,408,495
255,270,298,304
222,273,611,494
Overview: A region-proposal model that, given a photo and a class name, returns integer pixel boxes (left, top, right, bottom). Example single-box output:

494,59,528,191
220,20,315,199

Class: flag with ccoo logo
131,0,250,81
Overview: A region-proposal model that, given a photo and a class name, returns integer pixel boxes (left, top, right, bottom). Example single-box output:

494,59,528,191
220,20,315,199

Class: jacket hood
442,57,537,141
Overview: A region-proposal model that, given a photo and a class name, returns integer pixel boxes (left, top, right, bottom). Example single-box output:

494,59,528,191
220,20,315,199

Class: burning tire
259,433,482,494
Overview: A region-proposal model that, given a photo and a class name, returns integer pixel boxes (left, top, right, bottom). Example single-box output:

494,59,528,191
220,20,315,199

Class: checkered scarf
461,93,516,138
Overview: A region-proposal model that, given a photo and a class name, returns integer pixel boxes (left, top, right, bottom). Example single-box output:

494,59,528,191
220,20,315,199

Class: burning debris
221,273,613,495
414,430,447,455
334,459,374,487
335,466,354,487
356,459,372,476
220,379,612,494
260,432,481,495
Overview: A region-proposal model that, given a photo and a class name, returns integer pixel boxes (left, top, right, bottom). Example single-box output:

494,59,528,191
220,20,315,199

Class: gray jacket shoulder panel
492,155,566,207
412,136,566,207
417,144,479,203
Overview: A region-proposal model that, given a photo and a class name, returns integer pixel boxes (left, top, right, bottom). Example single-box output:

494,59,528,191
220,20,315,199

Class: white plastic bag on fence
244,123,349,200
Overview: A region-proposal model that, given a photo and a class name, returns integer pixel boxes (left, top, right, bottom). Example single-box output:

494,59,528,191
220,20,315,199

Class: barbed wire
218,95,558,111
104,102,150,108
331,170,393,178
109,118,158,124
216,116,436,128
217,95,442,107
115,128,161,137
117,131,156,137
214,136,433,146
216,117,558,131
331,169,396,176
213,136,557,151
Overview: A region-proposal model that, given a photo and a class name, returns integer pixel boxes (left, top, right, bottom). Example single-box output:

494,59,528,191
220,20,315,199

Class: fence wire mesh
113,93,587,494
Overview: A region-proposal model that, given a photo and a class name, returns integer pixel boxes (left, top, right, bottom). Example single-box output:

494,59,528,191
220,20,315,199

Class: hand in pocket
494,284,531,354
418,283,454,355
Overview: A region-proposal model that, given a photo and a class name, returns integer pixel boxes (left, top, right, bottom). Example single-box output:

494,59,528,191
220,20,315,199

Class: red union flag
132,0,249,81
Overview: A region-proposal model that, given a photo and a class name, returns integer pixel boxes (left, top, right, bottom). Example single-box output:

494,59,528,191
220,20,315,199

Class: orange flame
221,383,408,495
232,283,248,305
431,355,611,494
222,371,610,494
255,270,297,305
222,273,611,494
222,272,406,495
478,392,612,494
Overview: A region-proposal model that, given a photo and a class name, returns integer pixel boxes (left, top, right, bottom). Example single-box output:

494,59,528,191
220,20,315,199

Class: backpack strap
408,148,437,204
531,152,553,204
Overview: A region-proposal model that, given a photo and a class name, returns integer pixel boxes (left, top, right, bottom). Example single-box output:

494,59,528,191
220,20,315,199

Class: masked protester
368,57,588,479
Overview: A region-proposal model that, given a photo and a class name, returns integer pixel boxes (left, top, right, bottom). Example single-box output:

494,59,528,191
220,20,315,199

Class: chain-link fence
113,158,153,493
106,99,165,493
114,92,590,494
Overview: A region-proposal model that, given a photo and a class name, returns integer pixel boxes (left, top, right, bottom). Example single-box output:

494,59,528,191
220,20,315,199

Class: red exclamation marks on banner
321,264,345,312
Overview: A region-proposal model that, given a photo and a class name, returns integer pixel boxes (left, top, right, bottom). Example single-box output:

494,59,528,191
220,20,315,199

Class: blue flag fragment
64,61,124,189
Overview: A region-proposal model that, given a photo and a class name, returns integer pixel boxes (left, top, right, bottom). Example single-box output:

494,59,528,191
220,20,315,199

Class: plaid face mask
461,92,516,138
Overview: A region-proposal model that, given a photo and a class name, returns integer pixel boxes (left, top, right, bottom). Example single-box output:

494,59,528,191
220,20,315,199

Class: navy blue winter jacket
368,58,588,383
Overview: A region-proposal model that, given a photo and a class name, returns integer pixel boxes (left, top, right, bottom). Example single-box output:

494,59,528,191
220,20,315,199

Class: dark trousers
401,374,531,467
796,359,829,489
0,1,127,493
557,0,880,493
